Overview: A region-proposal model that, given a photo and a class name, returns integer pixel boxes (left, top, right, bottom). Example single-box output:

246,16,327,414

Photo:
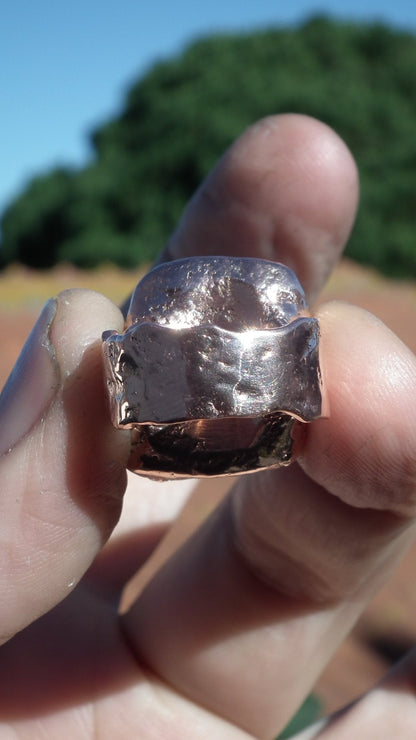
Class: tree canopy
2,16,416,277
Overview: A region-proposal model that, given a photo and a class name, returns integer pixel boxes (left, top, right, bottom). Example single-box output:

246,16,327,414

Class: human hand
1,114,416,739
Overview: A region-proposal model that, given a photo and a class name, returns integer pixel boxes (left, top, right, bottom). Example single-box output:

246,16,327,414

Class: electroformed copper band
102,256,325,480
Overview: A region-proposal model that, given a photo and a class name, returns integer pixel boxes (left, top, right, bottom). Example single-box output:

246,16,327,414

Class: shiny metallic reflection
103,256,325,479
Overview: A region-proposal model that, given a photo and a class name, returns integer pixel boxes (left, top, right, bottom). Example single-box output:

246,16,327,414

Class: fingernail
0,298,59,457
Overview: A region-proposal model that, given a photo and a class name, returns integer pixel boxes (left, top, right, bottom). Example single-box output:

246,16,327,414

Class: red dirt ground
1,259,416,716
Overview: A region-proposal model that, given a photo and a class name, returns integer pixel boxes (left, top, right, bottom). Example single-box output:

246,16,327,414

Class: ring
102,256,325,480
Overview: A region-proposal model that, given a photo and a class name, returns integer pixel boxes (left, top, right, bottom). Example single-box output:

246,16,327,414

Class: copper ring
102,256,325,480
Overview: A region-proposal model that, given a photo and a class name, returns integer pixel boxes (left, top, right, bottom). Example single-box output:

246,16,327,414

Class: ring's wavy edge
102,317,322,427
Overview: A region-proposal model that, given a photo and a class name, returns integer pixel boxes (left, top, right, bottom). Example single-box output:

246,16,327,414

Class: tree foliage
2,16,416,276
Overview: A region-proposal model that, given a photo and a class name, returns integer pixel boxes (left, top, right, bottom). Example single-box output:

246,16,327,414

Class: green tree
0,169,76,268
2,16,416,276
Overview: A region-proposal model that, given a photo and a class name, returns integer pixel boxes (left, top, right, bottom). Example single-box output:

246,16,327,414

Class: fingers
301,302,416,516
235,301,416,605
0,290,130,642
117,116,357,538
123,304,416,739
292,648,416,738
164,114,359,303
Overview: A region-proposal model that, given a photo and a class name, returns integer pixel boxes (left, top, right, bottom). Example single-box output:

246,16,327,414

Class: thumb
0,289,130,642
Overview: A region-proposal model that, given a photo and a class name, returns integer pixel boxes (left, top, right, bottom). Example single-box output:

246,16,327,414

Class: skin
0,114,416,738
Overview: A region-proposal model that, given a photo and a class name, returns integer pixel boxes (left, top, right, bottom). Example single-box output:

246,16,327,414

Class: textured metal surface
102,256,324,479
127,256,307,330
128,415,296,479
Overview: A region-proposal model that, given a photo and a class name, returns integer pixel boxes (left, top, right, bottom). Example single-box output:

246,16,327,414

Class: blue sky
2,0,416,217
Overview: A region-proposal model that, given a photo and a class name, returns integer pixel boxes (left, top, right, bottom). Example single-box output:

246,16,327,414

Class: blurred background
2,1,416,735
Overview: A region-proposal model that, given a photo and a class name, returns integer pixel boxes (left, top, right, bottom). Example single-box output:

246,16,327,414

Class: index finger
163,113,359,304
